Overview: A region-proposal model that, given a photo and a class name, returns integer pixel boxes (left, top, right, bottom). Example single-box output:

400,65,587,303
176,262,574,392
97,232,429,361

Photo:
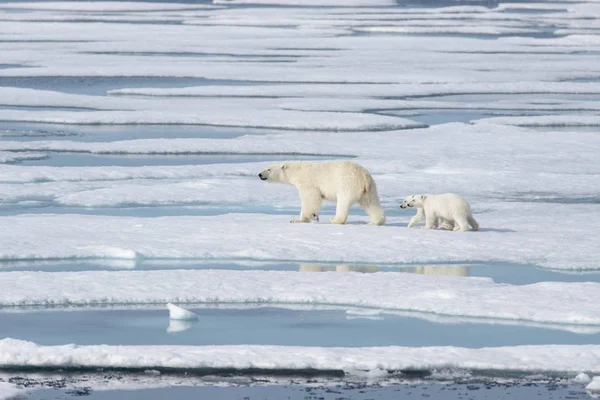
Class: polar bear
258,161,386,225
400,193,479,232
403,206,455,230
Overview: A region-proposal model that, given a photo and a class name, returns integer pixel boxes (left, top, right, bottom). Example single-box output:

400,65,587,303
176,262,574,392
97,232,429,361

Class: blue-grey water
1,260,599,285
1,306,598,348
13,378,597,400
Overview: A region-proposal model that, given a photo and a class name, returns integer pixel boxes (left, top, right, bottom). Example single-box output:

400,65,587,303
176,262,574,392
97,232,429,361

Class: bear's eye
268,169,271,172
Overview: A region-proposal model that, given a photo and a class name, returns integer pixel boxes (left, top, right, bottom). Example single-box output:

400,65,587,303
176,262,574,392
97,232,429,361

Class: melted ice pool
1,260,598,285
1,306,599,348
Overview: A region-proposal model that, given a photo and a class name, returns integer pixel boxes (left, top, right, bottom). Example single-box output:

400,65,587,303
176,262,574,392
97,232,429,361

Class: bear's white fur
259,161,386,225
400,193,479,232
404,206,455,230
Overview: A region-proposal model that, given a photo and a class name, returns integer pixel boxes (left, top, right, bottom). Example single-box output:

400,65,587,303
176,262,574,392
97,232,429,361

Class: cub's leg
408,207,425,228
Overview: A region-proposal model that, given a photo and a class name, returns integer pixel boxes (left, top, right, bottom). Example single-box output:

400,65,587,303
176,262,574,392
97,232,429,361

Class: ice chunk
77,246,139,260
167,303,198,321
574,373,592,384
587,377,600,392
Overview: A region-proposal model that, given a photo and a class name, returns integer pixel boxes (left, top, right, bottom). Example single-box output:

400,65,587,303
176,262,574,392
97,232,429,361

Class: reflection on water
401,265,470,277
167,319,197,334
299,264,470,277
299,265,380,273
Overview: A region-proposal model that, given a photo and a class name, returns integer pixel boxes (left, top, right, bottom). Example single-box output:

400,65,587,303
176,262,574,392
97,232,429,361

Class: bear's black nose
258,173,263,178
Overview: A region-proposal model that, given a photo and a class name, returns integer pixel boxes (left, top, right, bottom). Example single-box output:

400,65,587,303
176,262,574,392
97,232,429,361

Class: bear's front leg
291,188,322,224
408,208,425,228
422,213,437,230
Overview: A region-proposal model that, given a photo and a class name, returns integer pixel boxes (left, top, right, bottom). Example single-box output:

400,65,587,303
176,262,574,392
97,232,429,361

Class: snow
0,269,599,325
1,339,599,373
213,0,395,5
0,151,47,164
167,303,198,320
588,377,600,392
0,2,218,11
0,382,22,400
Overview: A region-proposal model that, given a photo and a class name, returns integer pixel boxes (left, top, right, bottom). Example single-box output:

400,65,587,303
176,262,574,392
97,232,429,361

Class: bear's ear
281,164,287,171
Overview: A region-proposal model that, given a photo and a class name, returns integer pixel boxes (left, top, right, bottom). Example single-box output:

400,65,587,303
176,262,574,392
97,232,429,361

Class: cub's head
258,163,288,183
400,195,425,209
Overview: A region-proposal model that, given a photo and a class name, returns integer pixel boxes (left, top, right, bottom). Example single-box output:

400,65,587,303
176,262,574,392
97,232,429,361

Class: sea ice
1,339,599,373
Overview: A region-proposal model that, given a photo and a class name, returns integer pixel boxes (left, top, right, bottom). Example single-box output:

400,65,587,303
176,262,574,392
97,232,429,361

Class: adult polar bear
258,161,386,225
400,193,479,232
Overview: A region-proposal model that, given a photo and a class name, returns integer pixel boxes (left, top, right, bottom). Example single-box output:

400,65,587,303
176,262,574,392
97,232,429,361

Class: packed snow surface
0,209,598,270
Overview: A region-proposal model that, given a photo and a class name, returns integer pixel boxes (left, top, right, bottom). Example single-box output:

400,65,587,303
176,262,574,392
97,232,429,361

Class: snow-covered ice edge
0,269,599,326
1,339,599,374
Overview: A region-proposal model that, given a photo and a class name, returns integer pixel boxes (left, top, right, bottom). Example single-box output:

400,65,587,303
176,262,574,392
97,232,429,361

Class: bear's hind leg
360,199,386,226
453,216,470,232
330,197,353,224
467,215,479,231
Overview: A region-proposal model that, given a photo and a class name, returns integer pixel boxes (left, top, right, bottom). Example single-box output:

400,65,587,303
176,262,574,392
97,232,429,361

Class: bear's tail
467,215,479,231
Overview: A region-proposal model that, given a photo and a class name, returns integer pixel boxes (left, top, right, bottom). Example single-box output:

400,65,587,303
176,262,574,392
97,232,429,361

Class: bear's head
258,163,288,183
400,195,425,209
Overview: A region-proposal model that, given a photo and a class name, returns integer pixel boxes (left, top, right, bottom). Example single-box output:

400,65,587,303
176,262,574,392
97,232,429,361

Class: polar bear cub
258,161,385,225
400,193,479,232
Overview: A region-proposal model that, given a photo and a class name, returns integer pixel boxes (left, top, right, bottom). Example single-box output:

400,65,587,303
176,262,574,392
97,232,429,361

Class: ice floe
0,204,599,270
0,269,599,325
1,339,599,373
